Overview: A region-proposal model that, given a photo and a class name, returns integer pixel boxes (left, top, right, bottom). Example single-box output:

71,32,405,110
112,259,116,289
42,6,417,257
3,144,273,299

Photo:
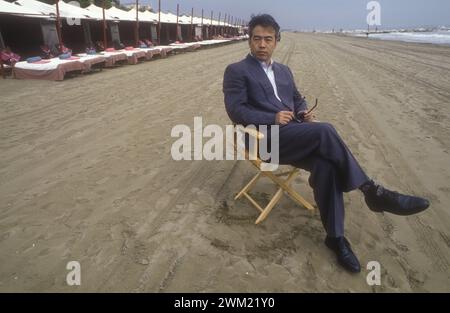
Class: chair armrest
236,125,265,140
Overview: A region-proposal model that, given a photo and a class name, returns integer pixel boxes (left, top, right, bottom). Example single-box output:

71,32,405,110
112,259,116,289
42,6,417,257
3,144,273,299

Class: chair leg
242,192,265,213
234,172,261,200
255,168,299,224
235,165,315,224
261,170,315,211
255,188,284,224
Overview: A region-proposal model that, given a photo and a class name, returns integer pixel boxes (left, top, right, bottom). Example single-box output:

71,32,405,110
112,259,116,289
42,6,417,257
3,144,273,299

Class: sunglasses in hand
295,98,319,122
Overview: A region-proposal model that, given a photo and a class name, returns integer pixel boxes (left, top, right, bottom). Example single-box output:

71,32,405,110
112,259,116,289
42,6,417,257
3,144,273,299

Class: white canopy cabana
15,0,89,20
199,18,222,26
178,14,193,25
13,0,54,16
165,11,189,24
155,11,172,24
0,0,45,16
128,8,157,23
192,16,203,25
106,6,135,21
2,1,239,27
57,0,97,20
84,3,118,21
146,10,159,22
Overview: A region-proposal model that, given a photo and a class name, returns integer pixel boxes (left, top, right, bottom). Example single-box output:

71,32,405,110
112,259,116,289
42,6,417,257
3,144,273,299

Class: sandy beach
0,33,449,292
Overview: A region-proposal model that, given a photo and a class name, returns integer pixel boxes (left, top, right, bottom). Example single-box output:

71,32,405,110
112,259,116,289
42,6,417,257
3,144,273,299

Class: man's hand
298,110,316,122
275,111,294,125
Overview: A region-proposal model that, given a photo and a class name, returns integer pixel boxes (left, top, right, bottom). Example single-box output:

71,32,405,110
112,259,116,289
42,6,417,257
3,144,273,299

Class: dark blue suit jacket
223,54,308,126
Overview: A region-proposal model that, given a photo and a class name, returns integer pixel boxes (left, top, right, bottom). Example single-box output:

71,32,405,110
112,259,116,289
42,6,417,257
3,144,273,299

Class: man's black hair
248,14,281,41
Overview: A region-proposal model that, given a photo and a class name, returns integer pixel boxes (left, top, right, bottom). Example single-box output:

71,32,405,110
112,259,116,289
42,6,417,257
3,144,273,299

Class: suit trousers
269,121,369,237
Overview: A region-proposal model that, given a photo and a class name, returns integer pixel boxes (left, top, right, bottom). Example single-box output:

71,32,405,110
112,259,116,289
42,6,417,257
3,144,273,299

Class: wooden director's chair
233,126,315,224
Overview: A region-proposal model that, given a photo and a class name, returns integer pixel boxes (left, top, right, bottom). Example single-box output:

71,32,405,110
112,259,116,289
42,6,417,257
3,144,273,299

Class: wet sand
0,33,449,292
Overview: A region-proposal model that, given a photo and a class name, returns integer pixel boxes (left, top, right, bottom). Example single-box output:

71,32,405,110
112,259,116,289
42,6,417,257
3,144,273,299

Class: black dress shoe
362,182,430,216
325,236,361,273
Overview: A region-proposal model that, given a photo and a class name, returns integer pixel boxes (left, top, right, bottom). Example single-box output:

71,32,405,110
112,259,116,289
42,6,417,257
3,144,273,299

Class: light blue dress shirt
258,58,282,102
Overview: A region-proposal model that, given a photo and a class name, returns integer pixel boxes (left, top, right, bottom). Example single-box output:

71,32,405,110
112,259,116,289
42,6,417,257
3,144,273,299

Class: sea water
366,31,450,45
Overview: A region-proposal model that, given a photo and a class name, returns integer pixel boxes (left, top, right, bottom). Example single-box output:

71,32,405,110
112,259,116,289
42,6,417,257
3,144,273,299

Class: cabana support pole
158,0,161,45
176,3,179,42
55,0,63,52
102,0,107,49
231,16,233,35
190,7,193,42
201,9,203,40
224,13,227,37
135,0,139,47
218,12,221,37
210,11,213,39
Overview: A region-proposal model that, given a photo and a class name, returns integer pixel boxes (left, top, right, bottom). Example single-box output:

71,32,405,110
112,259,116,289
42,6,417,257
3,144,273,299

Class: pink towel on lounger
33,60,51,64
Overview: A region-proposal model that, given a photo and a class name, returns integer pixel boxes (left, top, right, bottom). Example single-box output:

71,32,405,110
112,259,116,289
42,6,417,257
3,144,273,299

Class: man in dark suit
223,14,430,273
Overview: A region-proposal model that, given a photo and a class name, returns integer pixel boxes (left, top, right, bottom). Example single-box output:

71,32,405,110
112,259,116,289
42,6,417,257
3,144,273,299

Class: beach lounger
150,46,174,56
144,45,176,58
169,42,201,52
13,57,85,81
165,43,190,52
196,39,232,49
77,54,106,72
97,50,128,67
233,126,315,224
118,48,147,65
197,39,231,46
13,55,106,81
137,47,163,60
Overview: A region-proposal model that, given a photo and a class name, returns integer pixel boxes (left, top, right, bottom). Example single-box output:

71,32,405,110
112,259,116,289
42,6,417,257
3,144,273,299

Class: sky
122,0,450,31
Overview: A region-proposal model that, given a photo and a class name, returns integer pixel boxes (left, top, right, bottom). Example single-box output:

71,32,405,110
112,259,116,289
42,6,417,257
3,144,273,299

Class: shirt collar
250,53,273,69
260,59,274,70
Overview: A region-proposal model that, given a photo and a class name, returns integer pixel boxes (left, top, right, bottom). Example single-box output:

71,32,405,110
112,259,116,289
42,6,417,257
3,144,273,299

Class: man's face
249,25,278,63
